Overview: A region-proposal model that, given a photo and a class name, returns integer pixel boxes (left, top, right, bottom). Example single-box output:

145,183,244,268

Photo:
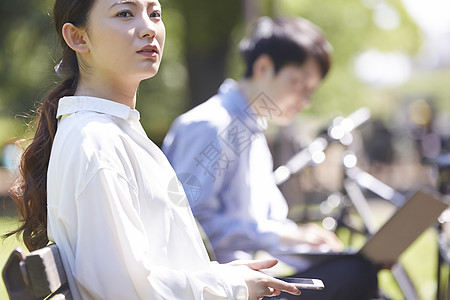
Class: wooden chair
2,244,72,300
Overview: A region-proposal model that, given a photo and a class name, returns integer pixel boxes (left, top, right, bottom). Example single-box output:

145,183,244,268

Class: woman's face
82,0,165,83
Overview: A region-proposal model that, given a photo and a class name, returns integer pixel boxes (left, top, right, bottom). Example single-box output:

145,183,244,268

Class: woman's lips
137,45,158,58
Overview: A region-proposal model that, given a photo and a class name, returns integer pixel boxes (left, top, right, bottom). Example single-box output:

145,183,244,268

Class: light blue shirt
163,79,297,263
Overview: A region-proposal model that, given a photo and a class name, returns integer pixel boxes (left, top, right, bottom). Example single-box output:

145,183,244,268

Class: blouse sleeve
61,167,248,300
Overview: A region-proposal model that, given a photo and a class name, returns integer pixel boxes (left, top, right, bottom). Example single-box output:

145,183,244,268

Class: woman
6,0,301,299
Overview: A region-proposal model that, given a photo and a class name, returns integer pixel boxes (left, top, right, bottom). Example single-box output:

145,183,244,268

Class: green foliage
0,117,28,148
274,0,422,117
168,0,241,52
0,0,57,115
0,0,430,141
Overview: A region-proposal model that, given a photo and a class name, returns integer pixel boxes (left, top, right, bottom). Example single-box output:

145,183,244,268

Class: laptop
273,190,449,265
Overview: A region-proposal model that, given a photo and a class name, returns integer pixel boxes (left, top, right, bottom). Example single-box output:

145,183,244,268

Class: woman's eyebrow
110,0,137,9
149,1,162,8
110,1,161,9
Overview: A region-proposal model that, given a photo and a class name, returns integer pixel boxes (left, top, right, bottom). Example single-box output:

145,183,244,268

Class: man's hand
279,223,344,251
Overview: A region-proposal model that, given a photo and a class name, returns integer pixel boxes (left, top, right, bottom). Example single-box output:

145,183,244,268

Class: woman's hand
228,259,301,299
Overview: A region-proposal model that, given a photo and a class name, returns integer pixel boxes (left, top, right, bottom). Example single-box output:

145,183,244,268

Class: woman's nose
140,15,157,39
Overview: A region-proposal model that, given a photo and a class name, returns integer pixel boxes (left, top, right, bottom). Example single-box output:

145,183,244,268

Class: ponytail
6,76,77,251
4,0,93,251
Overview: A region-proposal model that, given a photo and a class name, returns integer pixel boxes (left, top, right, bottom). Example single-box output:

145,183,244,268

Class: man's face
266,59,323,126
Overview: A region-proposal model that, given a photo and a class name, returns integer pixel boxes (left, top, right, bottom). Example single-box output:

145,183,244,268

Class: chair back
2,244,72,300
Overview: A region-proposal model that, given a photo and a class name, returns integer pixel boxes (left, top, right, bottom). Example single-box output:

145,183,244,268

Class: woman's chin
140,70,159,81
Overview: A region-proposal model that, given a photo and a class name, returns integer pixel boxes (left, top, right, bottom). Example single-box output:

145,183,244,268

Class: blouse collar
57,96,140,121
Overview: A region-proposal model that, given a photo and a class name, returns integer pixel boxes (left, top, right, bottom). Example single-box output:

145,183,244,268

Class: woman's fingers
246,258,279,270
227,258,279,271
266,277,301,296
253,280,299,300
233,262,301,299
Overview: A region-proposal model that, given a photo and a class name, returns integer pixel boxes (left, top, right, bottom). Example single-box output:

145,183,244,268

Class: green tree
168,0,243,108
275,0,421,117
0,0,423,144
0,0,56,115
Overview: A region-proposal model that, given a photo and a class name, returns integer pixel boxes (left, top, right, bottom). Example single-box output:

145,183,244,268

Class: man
163,17,380,299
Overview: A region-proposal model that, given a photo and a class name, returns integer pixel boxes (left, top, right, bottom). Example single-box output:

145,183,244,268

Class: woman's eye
150,11,162,18
117,11,133,18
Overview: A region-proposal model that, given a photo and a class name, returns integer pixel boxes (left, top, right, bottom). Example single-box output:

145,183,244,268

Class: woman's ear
62,23,89,54
252,54,275,80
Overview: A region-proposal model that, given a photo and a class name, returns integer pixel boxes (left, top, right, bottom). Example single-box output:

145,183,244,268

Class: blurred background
1,0,449,299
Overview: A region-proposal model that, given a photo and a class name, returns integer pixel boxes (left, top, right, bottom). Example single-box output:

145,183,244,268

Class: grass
335,224,439,299
335,198,441,300
0,213,27,299
380,228,439,300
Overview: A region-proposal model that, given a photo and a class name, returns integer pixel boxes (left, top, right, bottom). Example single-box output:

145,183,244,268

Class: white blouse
46,96,248,300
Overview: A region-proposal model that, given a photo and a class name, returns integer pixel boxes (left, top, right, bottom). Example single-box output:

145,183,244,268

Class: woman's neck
75,75,138,109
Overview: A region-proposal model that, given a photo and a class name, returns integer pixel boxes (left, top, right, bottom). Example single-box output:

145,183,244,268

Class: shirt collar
57,96,140,121
218,79,267,132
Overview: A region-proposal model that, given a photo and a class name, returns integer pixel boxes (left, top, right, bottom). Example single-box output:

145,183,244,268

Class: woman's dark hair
239,17,332,79
5,0,95,251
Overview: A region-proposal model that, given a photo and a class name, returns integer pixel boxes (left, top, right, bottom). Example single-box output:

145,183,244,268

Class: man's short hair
239,17,332,78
